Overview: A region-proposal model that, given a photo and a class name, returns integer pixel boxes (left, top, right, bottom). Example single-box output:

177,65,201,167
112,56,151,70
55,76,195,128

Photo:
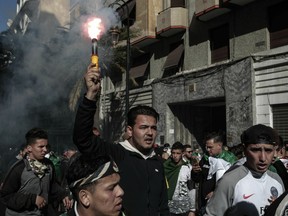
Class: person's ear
26,145,32,153
79,190,91,207
126,126,133,137
219,142,224,149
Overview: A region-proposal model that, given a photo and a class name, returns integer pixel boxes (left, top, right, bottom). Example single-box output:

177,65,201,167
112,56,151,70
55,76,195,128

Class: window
163,41,184,77
268,1,288,49
129,53,150,88
171,0,186,8
210,24,230,64
273,104,288,142
104,63,123,90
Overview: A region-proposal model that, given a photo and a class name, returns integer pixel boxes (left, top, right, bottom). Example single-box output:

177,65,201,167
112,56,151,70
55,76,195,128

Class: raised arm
73,64,125,161
84,63,101,101
73,64,101,153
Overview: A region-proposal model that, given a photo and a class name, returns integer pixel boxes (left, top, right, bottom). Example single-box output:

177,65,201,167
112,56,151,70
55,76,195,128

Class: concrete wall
152,57,253,146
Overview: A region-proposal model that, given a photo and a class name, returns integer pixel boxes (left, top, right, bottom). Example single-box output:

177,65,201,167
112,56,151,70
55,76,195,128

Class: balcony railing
157,7,188,37
130,0,162,47
195,0,230,21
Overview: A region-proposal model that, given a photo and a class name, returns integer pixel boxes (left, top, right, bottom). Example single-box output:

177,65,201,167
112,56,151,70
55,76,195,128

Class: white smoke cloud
0,0,119,178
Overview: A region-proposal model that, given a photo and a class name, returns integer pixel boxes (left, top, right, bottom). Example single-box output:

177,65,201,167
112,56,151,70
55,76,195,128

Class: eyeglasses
186,151,193,153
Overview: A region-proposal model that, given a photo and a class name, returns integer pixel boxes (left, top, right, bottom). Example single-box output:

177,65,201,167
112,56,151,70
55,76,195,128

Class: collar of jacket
119,140,156,159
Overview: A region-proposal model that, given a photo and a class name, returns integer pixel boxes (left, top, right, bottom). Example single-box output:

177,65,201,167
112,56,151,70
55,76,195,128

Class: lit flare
86,17,103,69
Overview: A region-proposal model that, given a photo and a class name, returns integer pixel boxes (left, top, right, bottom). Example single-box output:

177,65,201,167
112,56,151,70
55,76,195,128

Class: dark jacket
0,157,65,216
73,97,169,216
264,190,288,216
191,151,237,212
67,203,125,216
191,156,215,211
273,160,288,190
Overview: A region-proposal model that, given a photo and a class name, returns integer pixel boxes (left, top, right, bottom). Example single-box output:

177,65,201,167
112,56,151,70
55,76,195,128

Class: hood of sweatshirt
119,140,156,159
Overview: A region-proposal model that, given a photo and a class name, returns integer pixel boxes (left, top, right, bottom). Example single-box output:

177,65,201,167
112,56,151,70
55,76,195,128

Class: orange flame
87,17,103,40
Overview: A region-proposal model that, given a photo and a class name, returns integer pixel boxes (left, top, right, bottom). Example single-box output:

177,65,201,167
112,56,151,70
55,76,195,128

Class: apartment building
102,0,288,147
8,0,288,147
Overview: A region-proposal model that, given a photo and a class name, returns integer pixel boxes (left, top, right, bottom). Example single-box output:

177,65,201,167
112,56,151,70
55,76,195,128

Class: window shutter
273,104,288,142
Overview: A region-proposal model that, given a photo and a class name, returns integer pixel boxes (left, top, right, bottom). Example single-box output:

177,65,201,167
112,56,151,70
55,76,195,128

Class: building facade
101,0,288,147
6,0,288,148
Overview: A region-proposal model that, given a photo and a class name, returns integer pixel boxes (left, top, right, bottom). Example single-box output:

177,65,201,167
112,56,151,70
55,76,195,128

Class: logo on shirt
155,169,159,172
243,193,254,199
268,186,279,203
270,186,278,198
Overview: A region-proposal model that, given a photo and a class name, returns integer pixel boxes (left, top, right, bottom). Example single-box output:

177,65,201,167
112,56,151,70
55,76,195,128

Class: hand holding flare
85,64,101,101
85,17,103,100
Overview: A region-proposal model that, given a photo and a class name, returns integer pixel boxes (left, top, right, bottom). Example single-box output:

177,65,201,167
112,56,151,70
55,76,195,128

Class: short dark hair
229,144,244,159
25,128,48,145
19,143,27,151
241,124,277,145
66,154,112,201
183,144,192,151
172,141,184,151
163,143,170,148
277,135,284,149
127,105,159,127
204,131,224,144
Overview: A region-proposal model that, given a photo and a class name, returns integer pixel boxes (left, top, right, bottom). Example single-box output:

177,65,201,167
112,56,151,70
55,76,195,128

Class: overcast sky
0,0,17,32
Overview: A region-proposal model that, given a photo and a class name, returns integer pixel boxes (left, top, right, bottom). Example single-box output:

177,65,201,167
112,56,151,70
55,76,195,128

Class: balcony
130,0,162,48
195,0,230,21
130,31,158,48
156,7,188,37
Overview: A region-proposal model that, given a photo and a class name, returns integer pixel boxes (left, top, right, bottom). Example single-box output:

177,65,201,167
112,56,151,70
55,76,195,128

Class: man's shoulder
67,208,76,216
7,159,26,172
266,169,285,184
2,159,26,183
220,165,248,183
221,150,238,163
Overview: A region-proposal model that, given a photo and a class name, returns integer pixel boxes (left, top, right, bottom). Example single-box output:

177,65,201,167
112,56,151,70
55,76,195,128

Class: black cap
241,124,277,145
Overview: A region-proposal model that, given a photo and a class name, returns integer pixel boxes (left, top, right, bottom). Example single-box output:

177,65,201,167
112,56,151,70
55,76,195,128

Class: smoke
0,0,119,178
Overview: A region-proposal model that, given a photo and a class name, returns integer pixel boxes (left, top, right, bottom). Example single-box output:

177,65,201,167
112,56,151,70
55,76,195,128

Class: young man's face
27,139,48,161
127,114,157,155
171,149,183,165
184,147,193,159
244,143,275,173
89,173,124,216
206,139,222,157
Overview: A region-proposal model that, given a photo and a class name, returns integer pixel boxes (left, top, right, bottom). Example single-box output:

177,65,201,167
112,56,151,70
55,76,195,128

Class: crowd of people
0,63,288,216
